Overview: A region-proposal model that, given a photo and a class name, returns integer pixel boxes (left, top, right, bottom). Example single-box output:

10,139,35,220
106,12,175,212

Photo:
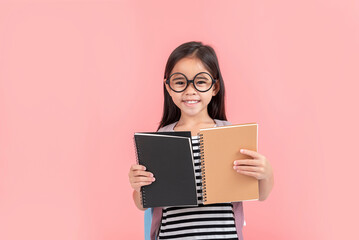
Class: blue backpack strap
144,208,153,240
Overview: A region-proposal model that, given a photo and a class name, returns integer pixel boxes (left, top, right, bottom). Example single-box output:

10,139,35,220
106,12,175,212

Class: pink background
0,0,358,239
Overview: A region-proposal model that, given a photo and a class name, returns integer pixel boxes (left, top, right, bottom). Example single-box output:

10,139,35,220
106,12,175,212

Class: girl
129,41,274,240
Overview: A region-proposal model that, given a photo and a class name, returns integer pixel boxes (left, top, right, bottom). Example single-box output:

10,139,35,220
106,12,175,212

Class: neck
177,111,215,128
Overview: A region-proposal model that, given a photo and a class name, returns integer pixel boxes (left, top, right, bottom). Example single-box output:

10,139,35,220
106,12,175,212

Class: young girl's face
164,57,219,118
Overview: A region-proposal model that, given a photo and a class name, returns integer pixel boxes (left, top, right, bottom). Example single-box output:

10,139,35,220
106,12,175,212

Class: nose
183,81,197,94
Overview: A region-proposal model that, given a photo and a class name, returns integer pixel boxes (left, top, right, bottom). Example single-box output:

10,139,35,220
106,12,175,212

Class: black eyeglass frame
165,72,217,93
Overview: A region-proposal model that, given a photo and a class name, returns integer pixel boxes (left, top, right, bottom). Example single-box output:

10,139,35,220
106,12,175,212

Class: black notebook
133,131,197,208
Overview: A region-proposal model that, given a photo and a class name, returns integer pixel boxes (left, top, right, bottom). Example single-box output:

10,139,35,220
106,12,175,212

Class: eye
195,75,211,84
174,81,185,85
171,77,186,86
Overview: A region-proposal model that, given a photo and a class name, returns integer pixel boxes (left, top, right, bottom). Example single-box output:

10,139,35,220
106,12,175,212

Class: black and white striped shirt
158,135,238,240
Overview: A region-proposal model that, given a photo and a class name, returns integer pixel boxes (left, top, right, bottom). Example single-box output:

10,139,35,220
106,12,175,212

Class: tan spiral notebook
198,122,259,204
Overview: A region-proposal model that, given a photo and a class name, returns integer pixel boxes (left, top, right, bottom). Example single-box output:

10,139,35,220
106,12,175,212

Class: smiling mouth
183,100,200,104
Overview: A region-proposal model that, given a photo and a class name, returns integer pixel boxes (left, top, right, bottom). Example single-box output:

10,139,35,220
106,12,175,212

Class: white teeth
184,101,199,103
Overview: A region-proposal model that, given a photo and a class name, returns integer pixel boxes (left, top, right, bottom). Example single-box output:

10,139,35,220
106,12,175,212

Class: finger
240,149,264,159
132,170,154,178
236,170,260,179
234,159,261,166
131,164,147,171
132,181,154,188
234,165,264,173
132,176,156,183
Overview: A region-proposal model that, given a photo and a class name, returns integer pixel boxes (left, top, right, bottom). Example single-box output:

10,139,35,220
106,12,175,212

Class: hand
233,149,272,180
128,164,155,193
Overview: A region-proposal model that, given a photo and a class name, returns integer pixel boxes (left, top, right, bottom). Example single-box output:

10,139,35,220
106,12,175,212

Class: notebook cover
138,131,192,138
199,123,259,204
134,133,197,208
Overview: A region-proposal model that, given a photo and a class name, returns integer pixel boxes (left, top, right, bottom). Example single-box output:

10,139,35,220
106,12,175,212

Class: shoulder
214,119,232,126
157,121,177,132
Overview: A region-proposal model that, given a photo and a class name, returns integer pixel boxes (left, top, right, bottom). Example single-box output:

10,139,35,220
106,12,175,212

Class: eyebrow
172,76,186,80
172,72,211,77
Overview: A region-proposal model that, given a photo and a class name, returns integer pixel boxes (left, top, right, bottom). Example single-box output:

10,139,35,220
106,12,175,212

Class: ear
212,80,220,96
164,79,171,94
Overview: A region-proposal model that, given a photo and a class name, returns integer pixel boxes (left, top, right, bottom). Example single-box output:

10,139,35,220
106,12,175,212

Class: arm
258,163,274,201
132,190,147,211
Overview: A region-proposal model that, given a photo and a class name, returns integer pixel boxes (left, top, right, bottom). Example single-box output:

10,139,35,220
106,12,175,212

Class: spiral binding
133,135,146,208
198,133,207,203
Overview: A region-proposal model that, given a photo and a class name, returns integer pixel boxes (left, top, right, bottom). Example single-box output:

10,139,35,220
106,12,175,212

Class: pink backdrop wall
0,0,358,239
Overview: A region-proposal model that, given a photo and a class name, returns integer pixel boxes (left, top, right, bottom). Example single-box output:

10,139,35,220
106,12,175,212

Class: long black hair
157,41,227,131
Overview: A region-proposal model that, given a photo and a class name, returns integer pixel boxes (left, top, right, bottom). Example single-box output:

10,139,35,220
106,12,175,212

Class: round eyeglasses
165,72,216,93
